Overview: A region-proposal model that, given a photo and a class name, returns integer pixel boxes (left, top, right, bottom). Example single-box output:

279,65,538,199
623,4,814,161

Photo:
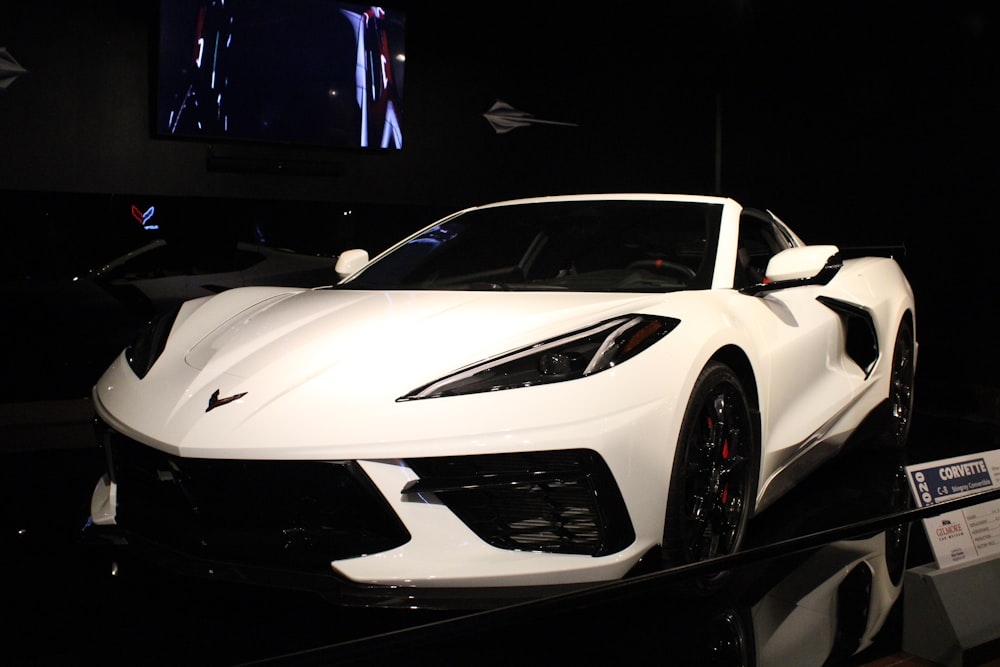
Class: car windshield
338,199,723,292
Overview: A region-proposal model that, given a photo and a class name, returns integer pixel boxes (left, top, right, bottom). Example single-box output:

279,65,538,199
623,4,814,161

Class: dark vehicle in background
90,238,337,313
1,239,336,402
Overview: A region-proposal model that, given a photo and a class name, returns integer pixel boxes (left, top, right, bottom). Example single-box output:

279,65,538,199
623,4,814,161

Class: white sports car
86,194,917,608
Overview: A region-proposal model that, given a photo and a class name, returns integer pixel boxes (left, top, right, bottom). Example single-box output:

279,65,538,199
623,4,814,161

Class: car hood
180,286,660,379
96,286,673,455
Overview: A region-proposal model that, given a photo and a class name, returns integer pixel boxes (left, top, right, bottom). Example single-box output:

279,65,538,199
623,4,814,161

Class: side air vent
817,296,879,376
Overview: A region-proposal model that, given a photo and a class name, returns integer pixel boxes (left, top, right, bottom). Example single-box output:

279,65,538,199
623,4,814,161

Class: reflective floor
2,381,999,666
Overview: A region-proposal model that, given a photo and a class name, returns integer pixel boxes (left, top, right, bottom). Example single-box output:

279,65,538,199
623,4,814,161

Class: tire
881,317,916,448
693,607,755,667
663,361,758,568
884,488,912,587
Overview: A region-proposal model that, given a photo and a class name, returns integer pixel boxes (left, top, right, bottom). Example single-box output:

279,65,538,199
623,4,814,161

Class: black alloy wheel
695,608,754,667
883,318,916,447
884,464,913,586
664,362,757,567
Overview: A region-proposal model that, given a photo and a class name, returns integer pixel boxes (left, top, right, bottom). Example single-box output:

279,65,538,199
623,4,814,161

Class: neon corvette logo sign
131,205,158,230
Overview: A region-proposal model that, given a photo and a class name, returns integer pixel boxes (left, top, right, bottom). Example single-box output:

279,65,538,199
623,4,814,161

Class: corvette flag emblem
206,388,247,412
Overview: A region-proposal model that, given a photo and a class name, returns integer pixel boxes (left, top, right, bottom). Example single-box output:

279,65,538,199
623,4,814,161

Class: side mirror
765,245,840,282
742,245,842,296
334,248,370,280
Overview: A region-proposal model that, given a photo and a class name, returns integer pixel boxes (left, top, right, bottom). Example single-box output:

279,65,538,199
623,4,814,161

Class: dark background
0,0,997,398
1,4,998,664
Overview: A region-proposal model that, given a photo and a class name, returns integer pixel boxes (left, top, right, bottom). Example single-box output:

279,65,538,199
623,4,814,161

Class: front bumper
88,419,650,606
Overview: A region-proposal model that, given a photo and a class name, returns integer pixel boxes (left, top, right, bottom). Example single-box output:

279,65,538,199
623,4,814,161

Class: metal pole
715,92,723,194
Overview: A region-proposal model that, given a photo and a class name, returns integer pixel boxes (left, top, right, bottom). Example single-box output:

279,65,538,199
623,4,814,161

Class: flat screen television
155,1,405,150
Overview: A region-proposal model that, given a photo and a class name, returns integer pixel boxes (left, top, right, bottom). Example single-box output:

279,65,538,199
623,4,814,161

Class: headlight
399,314,679,400
125,305,180,379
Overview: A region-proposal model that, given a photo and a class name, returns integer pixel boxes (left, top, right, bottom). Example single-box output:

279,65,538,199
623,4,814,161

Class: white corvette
86,194,917,608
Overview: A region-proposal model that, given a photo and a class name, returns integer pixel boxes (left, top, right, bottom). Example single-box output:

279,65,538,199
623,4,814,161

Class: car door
735,212,860,503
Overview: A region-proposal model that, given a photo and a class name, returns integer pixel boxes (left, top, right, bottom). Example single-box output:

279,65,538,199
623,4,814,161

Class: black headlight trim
399,314,680,401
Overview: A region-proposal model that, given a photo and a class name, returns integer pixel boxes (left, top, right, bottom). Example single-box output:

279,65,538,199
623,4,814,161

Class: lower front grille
405,449,634,556
100,424,410,572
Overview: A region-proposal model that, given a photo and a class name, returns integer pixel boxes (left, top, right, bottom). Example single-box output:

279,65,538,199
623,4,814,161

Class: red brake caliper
708,415,731,506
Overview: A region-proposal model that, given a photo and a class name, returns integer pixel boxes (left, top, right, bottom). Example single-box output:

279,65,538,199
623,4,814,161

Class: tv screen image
156,1,405,150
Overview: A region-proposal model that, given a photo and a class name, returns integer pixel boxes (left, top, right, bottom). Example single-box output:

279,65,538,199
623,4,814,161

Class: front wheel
880,317,916,448
663,361,758,568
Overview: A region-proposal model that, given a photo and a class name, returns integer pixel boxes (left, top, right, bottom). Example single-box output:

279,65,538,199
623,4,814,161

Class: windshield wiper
465,281,512,291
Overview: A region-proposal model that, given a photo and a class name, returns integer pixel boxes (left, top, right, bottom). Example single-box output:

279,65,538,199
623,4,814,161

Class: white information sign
905,450,1000,568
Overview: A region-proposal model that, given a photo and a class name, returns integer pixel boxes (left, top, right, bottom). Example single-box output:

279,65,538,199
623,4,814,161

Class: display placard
905,450,1000,568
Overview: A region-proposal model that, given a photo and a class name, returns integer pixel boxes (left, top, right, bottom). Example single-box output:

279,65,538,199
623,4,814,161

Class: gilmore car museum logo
910,457,993,506
206,388,247,412
935,518,965,539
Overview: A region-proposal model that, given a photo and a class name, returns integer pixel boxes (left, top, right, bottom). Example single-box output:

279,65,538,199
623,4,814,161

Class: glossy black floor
2,381,998,666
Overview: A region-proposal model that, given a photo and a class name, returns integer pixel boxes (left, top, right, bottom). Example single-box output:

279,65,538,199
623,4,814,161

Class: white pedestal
903,554,1000,666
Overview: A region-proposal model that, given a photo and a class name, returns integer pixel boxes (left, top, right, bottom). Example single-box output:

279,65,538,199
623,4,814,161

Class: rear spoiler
836,244,907,260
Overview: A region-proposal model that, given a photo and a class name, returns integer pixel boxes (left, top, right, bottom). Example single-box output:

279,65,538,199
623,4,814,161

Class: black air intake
405,449,634,556
99,423,410,571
